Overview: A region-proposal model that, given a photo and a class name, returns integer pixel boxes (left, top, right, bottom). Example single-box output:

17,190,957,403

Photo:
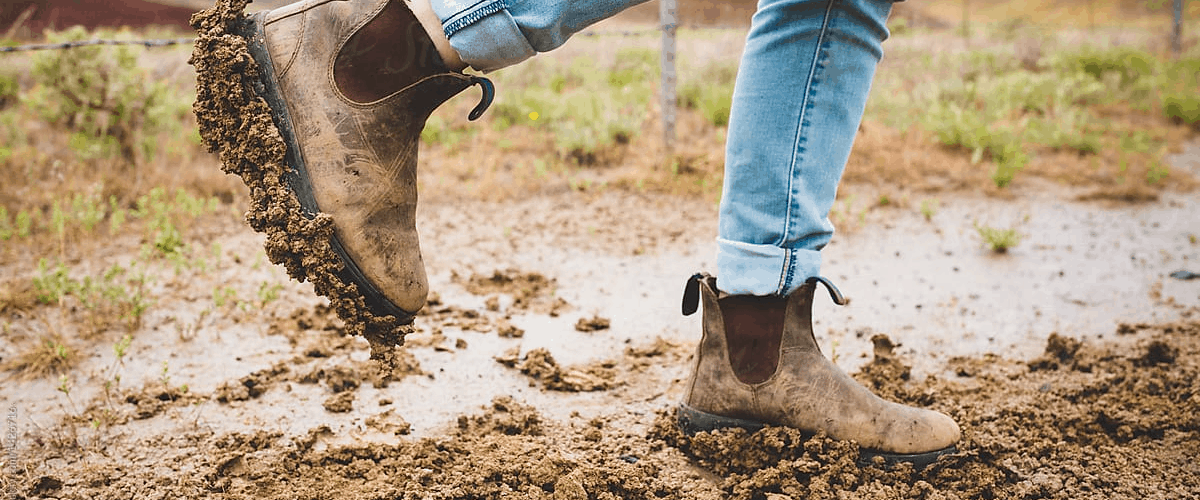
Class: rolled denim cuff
434,0,535,72
716,238,822,297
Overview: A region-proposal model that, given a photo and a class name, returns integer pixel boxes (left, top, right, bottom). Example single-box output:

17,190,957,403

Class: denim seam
779,0,836,293
442,0,509,38
780,249,798,296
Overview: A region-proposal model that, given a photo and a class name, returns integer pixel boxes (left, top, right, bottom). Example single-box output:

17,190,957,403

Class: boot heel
676,404,766,435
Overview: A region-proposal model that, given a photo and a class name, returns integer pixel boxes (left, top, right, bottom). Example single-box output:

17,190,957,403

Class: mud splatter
189,0,412,368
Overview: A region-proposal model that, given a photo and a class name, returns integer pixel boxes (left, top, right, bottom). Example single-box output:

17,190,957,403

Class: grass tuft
975,223,1023,253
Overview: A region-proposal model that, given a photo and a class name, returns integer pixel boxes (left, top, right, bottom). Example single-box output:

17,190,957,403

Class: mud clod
574,314,611,332
501,348,616,392
463,269,570,315
189,0,413,365
322,392,354,413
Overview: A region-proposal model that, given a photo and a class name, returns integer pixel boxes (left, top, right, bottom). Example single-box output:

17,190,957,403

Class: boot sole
190,0,413,351
235,13,418,326
677,404,957,470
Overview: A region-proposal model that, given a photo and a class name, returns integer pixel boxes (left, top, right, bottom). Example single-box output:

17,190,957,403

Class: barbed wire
0,25,746,53
0,37,196,53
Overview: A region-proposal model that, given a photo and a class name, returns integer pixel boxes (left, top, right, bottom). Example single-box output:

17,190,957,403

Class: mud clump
189,0,412,368
214,362,289,403
496,347,616,392
574,314,611,332
463,268,571,315
322,392,354,413
1028,332,1084,371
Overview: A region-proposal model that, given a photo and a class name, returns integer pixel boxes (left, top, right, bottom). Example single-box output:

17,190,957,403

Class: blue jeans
431,0,894,296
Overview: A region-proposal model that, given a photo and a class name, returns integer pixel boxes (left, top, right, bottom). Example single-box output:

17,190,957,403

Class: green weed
28,26,185,163
975,223,1022,253
257,281,282,307
0,70,17,109
31,259,151,333
212,286,237,308
919,199,939,221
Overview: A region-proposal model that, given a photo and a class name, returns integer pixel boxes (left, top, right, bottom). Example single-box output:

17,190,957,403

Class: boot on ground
678,273,961,467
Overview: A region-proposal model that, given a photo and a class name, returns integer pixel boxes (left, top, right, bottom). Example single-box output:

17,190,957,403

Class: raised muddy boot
190,0,493,351
677,273,961,468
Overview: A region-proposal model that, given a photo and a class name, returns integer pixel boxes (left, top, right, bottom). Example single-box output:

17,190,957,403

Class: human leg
717,0,891,296
429,0,651,72
681,0,961,465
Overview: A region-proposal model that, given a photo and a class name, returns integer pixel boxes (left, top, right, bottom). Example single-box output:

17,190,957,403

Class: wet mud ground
2,183,1199,499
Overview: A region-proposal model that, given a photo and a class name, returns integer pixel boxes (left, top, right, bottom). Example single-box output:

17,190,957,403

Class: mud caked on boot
678,273,961,468
190,0,493,350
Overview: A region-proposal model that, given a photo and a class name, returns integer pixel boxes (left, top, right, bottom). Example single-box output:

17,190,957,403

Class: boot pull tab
467,76,494,121
806,276,849,306
681,273,704,316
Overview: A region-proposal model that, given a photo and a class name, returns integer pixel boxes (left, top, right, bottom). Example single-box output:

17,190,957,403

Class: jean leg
429,0,650,71
716,0,892,297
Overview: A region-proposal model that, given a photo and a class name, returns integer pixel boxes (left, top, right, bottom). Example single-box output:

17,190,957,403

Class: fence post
660,0,677,161
1174,0,1184,59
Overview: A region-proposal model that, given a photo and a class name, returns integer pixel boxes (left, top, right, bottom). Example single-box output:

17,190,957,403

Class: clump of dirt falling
189,0,411,369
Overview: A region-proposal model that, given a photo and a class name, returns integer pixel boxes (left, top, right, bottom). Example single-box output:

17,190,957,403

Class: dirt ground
4,1,1200,499
2,178,1198,499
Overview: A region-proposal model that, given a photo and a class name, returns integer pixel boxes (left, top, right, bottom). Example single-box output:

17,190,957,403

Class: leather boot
231,0,493,321
678,273,961,467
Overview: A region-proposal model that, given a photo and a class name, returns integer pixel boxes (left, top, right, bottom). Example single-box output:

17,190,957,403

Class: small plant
213,286,237,308
32,259,73,305
15,209,32,238
257,281,283,307
159,360,171,388
975,223,1022,253
0,207,11,240
919,199,939,221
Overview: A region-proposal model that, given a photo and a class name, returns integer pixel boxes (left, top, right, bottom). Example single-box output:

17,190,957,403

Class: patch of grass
484,47,657,164
2,335,76,379
678,61,737,127
975,223,1023,253
31,259,152,335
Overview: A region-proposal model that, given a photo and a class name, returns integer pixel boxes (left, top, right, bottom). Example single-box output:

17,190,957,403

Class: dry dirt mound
13,318,1198,499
